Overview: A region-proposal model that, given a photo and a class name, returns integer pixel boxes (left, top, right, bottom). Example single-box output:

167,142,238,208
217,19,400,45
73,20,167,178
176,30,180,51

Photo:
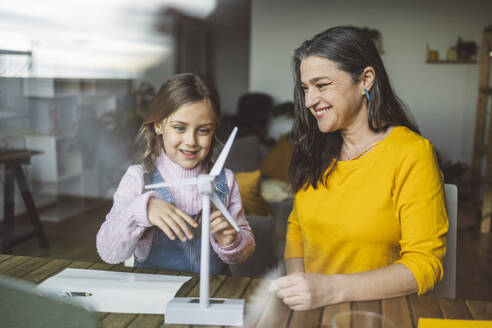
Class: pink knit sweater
96,151,255,265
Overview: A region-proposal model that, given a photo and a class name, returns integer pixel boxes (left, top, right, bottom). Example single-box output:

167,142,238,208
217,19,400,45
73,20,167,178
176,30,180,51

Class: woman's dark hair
289,25,419,192
136,73,221,173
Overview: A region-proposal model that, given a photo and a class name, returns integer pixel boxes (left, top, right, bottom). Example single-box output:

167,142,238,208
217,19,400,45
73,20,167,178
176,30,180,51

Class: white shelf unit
0,111,28,119
18,77,134,221
25,135,83,184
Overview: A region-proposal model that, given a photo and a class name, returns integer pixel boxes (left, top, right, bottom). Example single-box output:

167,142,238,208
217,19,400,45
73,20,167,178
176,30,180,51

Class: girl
96,73,255,274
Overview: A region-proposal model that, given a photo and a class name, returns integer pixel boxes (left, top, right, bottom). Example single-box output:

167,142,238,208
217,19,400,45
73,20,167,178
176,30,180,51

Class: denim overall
134,168,229,274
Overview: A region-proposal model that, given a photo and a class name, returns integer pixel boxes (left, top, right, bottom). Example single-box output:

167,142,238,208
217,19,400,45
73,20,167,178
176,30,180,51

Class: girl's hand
210,210,237,246
147,198,197,242
272,273,343,311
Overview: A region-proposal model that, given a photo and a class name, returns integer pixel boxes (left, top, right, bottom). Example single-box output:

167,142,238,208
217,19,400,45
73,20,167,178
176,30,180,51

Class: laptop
0,275,98,328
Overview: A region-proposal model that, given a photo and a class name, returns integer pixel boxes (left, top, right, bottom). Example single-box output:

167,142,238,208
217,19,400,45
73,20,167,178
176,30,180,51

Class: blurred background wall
0,0,251,221
0,0,491,221
250,0,492,165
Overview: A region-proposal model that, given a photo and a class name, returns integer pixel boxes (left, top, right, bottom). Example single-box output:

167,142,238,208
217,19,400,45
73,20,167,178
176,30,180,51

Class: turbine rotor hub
197,174,214,195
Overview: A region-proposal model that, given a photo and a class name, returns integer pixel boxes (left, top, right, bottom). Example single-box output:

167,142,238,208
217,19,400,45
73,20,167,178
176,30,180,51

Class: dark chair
229,215,279,278
234,92,274,140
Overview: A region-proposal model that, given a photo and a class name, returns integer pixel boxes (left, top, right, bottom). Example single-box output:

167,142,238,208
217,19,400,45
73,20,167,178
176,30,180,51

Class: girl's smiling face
300,55,366,133
155,99,217,169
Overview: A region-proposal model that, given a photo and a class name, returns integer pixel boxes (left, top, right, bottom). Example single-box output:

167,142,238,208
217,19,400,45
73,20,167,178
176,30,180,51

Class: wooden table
0,149,49,253
1,255,491,328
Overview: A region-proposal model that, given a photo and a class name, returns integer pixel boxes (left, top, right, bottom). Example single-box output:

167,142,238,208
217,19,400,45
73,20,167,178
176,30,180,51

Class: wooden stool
1,149,49,253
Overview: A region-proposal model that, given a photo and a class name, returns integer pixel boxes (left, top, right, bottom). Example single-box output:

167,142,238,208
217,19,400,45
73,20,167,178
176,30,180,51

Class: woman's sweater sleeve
284,199,304,260
393,139,448,294
209,169,256,264
96,165,159,264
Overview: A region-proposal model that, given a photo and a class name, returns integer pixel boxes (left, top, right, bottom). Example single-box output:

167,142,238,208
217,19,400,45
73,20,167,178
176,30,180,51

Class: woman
272,26,448,310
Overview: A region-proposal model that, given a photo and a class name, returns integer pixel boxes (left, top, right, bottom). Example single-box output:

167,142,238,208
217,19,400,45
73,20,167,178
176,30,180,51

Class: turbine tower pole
199,187,211,308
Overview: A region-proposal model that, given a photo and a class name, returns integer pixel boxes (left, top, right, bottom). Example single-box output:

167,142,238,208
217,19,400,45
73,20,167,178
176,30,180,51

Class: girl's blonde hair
136,73,221,173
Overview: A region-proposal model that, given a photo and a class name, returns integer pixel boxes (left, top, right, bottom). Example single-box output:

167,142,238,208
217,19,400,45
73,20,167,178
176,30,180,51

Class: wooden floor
6,199,113,263
2,198,492,301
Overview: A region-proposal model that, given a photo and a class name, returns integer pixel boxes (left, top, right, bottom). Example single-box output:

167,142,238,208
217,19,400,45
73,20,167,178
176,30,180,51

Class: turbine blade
144,178,198,190
210,127,238,176
210,193,240,232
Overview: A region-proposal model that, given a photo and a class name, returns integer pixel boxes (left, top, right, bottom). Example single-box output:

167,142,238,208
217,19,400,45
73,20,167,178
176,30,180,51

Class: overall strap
214,168,229,205
141,168,173,203
143,172,153,185
141,171,153,195
142,168,226,207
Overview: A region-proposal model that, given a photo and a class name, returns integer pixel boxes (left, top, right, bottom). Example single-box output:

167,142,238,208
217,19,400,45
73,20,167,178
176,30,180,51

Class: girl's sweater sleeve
209,169,256,264
96,165,160,264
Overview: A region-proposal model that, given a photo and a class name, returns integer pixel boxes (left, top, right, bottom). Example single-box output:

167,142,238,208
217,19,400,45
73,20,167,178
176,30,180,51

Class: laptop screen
0,275,98,328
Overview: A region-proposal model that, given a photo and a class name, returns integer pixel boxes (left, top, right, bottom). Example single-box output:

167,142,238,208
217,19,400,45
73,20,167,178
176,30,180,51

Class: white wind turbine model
144,127,244,326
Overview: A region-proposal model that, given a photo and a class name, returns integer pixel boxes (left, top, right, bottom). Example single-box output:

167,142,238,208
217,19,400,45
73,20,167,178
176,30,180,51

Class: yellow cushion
235,170,272,217
259,134,293,182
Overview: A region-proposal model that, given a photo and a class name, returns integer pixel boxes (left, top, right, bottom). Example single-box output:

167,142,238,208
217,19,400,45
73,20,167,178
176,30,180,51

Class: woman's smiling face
300,55,366,133
155,99,216,169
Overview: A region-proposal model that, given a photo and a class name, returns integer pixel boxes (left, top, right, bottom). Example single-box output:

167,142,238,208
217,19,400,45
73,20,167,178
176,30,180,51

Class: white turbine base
165,297,244,326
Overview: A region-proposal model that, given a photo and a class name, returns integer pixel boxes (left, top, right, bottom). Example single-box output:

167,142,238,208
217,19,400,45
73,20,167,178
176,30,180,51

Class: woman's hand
147,198,197,242
272,264,418,310
272,273,343,311
210,210,237,246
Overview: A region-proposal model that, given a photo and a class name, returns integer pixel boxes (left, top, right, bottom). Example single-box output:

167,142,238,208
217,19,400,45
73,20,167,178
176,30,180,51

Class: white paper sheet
36,268,191,314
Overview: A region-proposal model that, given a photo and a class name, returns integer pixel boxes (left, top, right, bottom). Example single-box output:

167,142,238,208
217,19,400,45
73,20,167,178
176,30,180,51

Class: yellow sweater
285,126,448,294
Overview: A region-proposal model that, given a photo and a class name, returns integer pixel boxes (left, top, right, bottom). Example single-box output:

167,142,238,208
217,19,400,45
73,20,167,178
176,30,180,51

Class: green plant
438,155,472,202
357,27,383,53
457,38,478,60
